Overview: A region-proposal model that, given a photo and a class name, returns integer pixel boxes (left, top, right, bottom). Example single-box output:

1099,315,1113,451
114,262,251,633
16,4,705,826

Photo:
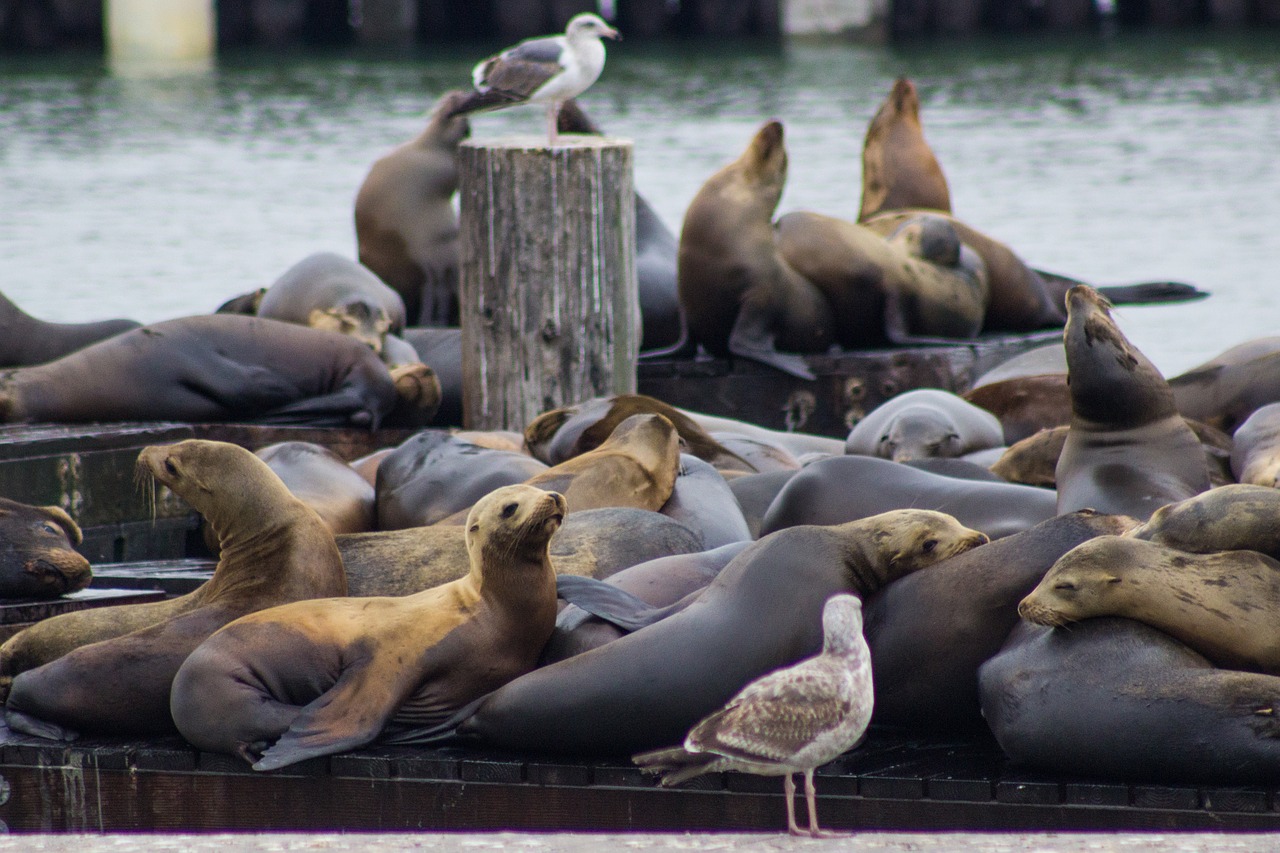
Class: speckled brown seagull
448,13,620,146
633,593,874,838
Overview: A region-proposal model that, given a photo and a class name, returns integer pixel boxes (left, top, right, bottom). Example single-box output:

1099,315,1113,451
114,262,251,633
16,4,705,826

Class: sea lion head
465,484,567,567
862,508,989,580
307,300,394,355
1018,536,1141,626
739,120,788,208
0,499,92,598
429,90,472,148
1129,484,1280,555
876,406,962,463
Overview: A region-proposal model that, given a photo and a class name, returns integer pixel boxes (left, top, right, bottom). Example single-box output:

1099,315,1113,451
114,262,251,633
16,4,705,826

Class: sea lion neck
829,522,895,598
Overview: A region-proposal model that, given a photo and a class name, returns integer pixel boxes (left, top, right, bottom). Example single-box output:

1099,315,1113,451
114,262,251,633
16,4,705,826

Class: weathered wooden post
105,0,215,72
458,136,639,432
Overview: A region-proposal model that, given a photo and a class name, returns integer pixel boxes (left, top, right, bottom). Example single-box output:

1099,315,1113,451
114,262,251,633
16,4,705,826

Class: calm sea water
1,30,1277,377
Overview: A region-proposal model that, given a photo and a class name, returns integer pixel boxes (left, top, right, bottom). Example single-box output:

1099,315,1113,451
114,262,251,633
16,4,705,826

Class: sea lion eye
469,524,480,533
1054,581,1077,591
922,539,937,553
501,503,519,518
164,459,179,476
40,522,60,536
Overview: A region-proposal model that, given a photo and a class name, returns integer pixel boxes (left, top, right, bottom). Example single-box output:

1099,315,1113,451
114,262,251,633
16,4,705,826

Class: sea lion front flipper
251,661,403,772
4,708,79,742
727,305,816,381
555,574,666,632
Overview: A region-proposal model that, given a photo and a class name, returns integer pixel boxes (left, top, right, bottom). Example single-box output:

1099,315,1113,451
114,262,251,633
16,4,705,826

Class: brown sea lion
386,509,987,756
1230,403,1280,486
254,441,375,535
1128,484,1280,559
255,252,406,356
858,77,951,222
1056,285,1210,520
0,498,91,600
523,394,752,472
677,121,835,380
1168,337,1280,433
0,289,138,367
355,90,470,326
2,440,347,737
169,484,565,770
844,388,1003,462
774,210,987,350
0,315,400,429
963,373,1071,445
1020,535,1280,676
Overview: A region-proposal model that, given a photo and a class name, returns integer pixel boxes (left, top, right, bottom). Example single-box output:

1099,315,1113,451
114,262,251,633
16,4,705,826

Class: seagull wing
685,662,857,764
474,35,568,101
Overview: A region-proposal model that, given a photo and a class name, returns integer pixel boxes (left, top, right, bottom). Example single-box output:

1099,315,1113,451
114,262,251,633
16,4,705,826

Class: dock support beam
105,0,214,72
457,136,639,432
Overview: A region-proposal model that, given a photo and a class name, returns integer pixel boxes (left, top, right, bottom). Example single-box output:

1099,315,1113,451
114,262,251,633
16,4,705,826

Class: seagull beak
603,25,621,40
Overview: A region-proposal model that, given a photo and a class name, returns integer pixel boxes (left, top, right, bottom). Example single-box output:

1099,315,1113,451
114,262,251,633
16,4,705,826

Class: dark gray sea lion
865,510,1135,732
658,454,751,548
355,90,470,326
255,441,375,535
385,509,987,756
1055,285,1209,520
1168,339,1280,434
0,290,138,367
677,121,835,380
844,388,1003,462
374,430,547,530
2,440,348,738
727,469,800,540
400,327,462,426
0,314,401,429
170,484,565,770
707,432,800,473
759,455,1057,541
1020,535,1280,675
0,499,91,600
979,618,1280,786
256,252,407,356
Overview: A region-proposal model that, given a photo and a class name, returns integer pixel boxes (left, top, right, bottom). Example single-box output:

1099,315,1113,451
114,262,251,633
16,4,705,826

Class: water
1,30,1278,378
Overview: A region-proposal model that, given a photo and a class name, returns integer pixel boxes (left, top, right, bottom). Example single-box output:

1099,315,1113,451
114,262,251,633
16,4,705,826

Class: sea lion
0,314,400,429
339,506,704,597
865,510,1136,732
979,618,1280,785
774,210,987,349
727,469,800,540
355,90,470,326
962,374,1071,445
400,327,462,426
859,77,951,222
1230,403,1280,486
556,99,683,353
255,252,406,356
0,289,138,367
386,509,988,756
680,410,846,458
0,498,91,600
1020,535,1280,675
254,441,375,535
677,120,835,380
861,209,1064,333
169,484,565,770
707,432,800,473
1055,285,1210,520
2,440,348,737
375,430,547,530
523,394,752,472
844,388,1003,462
969,342,1067,389
1128,484,1280,560
658,454,752,549
759,455,1056,541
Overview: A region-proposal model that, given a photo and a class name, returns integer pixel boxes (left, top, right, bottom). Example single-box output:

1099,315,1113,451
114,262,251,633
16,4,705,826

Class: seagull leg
547,102,560,146
803,768,848,838
784,773,803,836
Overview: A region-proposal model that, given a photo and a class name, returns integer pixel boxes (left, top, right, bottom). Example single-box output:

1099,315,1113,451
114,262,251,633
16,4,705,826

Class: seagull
449,13,620,146
633,594,874,838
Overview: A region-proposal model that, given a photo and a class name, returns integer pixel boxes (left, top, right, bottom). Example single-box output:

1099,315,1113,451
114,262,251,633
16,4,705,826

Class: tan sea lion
1020,535,1280,675
774,210,987,349
2,440,348,737
1128,484,1280,559
1230,403,1280,486
355,90,470,326
677,121,835,380
169,484,566,771
254,441,375,535
0,498,91,600
1055,285,1210,520
859,77,951,221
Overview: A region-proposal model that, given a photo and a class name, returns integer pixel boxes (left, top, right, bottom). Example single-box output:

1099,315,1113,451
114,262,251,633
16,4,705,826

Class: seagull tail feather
632,745,719,787
448,89,523,117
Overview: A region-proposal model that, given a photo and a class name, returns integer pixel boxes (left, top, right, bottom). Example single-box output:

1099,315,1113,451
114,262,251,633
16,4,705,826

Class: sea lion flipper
4,708,79,742
252,662,402,772
727,308,816,381
555,574,665,632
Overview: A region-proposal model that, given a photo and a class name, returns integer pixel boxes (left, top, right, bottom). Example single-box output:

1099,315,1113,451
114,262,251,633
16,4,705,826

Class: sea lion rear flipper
4,708,79,742
728,307,815,381
251,662,402,772
1034,268,1209,306
259,391,382,430
555,574,666,632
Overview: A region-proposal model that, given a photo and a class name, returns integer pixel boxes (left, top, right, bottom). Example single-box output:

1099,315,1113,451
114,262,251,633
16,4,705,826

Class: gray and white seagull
633,593,875,838
449,13,620,146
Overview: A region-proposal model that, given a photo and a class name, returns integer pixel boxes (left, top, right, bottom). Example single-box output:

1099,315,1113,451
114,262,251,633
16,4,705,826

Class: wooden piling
105,0,215,71
457,136,639,432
